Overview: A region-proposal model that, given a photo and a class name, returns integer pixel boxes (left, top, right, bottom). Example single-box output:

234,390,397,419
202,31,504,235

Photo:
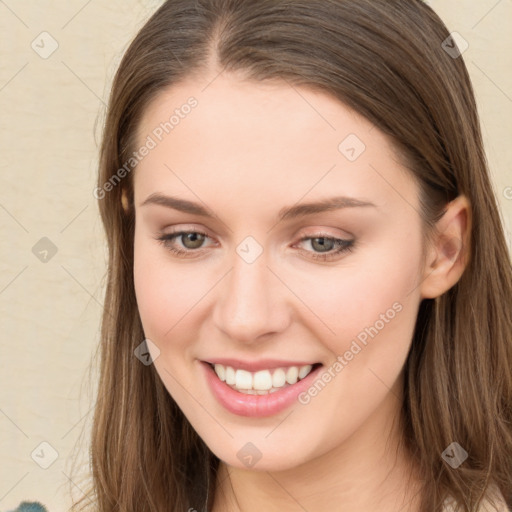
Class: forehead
137,73,377,148
133,72,416,216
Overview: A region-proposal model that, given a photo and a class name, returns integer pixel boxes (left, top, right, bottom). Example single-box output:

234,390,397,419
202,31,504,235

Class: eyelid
295,226,355,240
162,224,215,239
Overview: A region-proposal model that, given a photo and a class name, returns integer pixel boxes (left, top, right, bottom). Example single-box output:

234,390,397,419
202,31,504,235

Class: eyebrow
140,193,377,222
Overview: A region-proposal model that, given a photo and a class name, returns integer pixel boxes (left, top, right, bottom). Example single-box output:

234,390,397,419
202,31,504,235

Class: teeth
211,363,316,392
272,368,286,388
286,366,298,384
235,369,253,390
225,366,236,385
239,387,282,395
254,370,273,390
214,364,226,382
298,365,312,379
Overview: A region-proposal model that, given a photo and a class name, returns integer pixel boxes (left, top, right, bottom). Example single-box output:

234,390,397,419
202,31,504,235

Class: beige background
0,1,511,510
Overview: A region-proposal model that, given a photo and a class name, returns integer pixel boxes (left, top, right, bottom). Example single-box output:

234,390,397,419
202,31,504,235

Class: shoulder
443,487,510,512
6,502,49,512
479,488,510,512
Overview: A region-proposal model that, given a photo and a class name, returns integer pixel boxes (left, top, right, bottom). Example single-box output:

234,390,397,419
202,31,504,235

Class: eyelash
155,230,355,262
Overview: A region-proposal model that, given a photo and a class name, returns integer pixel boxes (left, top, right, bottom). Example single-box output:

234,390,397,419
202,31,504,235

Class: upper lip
202,358,321,372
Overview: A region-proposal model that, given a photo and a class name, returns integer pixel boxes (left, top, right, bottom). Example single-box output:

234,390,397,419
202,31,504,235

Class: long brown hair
69,1,512,510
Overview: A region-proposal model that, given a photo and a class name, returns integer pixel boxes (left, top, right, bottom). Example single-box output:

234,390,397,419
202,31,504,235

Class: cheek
133,243,207,404
134,232,162,333
134,231,184,339
133,232,217,355
291,231,423,356
289,236,422,430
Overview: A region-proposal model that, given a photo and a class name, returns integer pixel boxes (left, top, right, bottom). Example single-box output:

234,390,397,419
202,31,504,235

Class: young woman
72,1,512,511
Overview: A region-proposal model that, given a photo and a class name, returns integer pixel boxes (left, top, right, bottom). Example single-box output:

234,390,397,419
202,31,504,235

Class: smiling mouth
206,362,323,394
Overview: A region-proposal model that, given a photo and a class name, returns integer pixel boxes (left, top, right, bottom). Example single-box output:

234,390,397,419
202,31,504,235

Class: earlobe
420,195,471,299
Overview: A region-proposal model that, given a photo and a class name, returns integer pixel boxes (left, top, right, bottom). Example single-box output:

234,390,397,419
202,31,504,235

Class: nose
212,249,290,344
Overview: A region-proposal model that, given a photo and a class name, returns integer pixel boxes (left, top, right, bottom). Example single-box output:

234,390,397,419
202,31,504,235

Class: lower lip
200,361,323,418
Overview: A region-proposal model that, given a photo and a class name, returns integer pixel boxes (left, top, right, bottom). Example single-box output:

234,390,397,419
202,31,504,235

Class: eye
294,235,355,262
155,230,214,258
155,230,355,262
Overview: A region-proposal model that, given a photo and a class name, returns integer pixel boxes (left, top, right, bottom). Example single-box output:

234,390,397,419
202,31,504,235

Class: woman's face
132,72,427,471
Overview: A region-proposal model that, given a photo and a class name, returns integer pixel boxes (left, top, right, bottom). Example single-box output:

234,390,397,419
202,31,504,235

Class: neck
211,378,423,512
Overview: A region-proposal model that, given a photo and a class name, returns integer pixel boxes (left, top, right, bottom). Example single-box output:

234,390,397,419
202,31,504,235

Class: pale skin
131,69,470,512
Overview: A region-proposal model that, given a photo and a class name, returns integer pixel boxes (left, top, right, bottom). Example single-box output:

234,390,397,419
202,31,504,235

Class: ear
121,188,130,212
420,195,471,299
